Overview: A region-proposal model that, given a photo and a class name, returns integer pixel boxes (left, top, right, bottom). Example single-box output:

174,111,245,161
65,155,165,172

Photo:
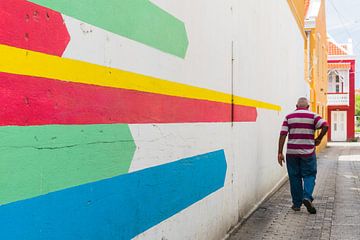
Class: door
331,111,347,141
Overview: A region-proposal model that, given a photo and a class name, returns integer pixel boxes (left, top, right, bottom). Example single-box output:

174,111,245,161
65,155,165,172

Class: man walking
278,97,328,214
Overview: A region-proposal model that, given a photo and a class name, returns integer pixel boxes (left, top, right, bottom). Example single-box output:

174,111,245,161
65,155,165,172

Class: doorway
331,111,347,141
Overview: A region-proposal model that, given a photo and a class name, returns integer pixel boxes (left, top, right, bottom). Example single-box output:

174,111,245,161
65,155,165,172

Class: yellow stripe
0,44,281,111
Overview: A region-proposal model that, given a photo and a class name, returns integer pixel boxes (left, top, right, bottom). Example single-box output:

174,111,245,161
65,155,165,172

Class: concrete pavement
227,143,360,240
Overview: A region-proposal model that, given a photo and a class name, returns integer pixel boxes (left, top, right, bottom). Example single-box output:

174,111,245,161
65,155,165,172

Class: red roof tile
328,63,351,69
328,40,348,56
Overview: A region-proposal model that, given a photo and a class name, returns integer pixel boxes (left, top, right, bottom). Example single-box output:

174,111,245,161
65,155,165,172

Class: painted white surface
61,0,306,239
331,111,347,141
129,123,234,172
133,0,306,238
327,93,350,106
62,2,232,94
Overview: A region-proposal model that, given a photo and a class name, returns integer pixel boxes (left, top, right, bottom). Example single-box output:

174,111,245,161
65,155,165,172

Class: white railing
327,93,349,106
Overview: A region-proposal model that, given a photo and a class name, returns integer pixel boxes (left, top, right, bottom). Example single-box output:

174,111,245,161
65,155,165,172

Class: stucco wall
328,59,356,141
308,0,328,152
0,0,306,239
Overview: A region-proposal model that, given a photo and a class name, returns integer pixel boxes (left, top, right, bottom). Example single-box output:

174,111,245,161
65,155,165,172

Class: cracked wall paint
0,124,136,205
0,150,226,240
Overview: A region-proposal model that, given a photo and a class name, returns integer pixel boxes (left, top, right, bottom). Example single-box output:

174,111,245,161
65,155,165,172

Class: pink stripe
288,134,314,140
0,72,258,125
287,113,315,119
282,121,288,126
280,131,288,135
321,122,329,127
287,144,314,149
288,123,315,129
314,116,321,125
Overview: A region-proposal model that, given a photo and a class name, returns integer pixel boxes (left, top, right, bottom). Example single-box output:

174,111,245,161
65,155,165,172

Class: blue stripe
0,150,227,240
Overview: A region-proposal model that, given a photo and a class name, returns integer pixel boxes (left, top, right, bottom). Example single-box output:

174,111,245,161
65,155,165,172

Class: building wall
307,0,328,151
327,59,356,141
0,1,306,239
288,0,306,36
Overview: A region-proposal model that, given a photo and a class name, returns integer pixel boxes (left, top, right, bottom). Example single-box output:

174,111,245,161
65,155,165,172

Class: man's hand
278,135,287,167
278,153,285,167
315,138,322,146
315,125,328,147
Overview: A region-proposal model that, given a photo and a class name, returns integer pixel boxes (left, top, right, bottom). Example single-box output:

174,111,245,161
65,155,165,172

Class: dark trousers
286,154,317,207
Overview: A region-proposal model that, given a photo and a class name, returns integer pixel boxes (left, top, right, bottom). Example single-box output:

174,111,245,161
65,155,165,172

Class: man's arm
315,125,329,146
278,135,287,167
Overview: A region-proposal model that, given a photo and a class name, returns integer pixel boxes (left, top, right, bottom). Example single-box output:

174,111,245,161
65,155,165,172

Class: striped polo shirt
280,107,327,156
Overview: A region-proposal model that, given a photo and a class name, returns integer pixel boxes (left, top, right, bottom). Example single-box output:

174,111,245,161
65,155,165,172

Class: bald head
296,97,309,108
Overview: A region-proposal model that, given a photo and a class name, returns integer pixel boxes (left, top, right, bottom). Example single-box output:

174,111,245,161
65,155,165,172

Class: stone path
228,143,360,240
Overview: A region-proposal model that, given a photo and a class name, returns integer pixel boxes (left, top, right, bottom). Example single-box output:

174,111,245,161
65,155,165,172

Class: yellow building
304,0,328,151
287,0,328,151
287,0,306,37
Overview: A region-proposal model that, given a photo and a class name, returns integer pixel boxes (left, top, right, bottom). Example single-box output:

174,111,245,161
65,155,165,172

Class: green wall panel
30,0,189,58
0,124,136,205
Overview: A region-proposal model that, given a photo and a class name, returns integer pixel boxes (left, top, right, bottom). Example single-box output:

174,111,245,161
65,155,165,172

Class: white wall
61,0,306,239
131,0,307,239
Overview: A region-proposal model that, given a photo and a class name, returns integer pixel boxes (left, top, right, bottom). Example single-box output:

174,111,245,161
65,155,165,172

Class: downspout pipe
305,30,314,110
306,30,311,85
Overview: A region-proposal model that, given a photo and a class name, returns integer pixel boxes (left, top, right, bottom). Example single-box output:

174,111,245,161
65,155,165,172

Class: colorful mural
0,150,227,240
0,0,287,239
28,0,189,58
0,124,136,205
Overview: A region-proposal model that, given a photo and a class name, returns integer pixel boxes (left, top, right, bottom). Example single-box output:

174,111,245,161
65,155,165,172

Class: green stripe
0,124,136,205
29,0,189,58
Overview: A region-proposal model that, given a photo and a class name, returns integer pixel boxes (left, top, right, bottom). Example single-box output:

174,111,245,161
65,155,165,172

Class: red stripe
288,123,315,129
280,131,288,136
0,72,257,125
282,121,288,126
0,0,69,56
287,112,315,119
321,122,329,127
314,116,321,125
287,144,314,149
288,134,314,140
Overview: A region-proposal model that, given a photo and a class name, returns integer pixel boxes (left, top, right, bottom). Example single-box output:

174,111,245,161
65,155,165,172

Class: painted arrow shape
0,44,281,112
0,150,226,240
0,0,69,56
29,0,188,58
0,72,256,125
0,124,136,205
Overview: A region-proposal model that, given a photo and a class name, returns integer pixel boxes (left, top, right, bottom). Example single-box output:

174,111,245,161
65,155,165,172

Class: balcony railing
327,93,349,106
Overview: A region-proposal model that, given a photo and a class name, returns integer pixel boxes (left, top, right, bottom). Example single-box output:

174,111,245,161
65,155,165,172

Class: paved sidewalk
228,143,360,240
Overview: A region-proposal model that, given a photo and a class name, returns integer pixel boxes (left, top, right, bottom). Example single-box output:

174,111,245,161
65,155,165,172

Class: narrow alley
1,1,360,239
228,143,360,240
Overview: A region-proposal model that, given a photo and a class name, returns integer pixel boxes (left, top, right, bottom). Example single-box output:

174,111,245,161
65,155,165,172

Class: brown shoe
291,205,300,211
302,199,316,214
